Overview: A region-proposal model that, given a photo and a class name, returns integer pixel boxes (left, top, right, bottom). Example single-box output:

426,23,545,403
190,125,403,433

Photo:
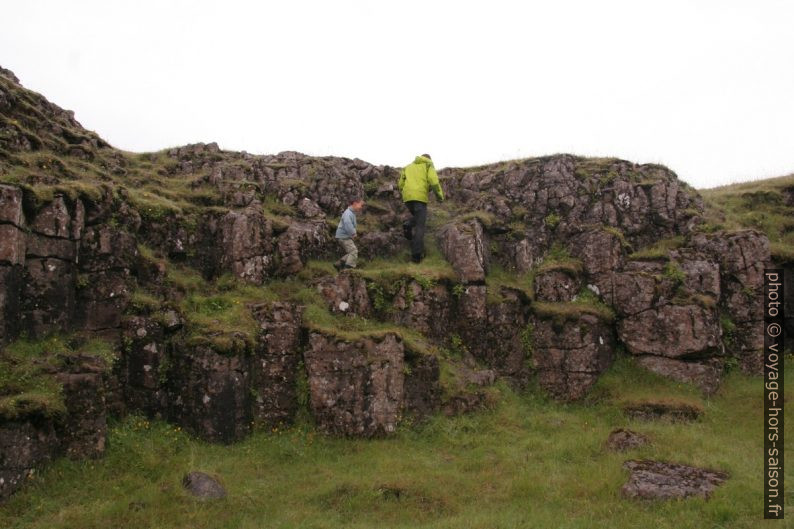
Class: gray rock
623,401,701,422
691,229,771,374
605,428,650,452
168,343,253,444
182,471,227,500
315,272,372,317
0,224,26,265
402,352,442,420
304,331,404,436
534,269,581,302
162,310,184,331
437,219,489,283
635,356,723,395
0,419,59,501
618,304,722,359
532,313,615,401
622,460,728,500
297,198,324,219
390,279,453,340
0,185,25,227
250,302,304,427
216,207,275,283
276,219,328,276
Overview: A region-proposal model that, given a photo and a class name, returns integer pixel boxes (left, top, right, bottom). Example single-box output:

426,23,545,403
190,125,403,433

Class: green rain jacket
398,155,444,203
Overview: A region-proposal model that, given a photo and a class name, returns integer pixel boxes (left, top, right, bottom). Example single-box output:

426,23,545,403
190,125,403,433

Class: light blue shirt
335,207,357,239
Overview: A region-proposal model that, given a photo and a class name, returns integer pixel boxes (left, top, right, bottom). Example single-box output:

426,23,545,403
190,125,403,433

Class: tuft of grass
662,260,686,285
0,335,116,420
535,258,583,277
770,241,794,263
452,210,496,228
179,284,269,354
532,287,615,323
543,213,561,229
573,156,623,179
165,265,208,294
129,289,162,313
262,195,297,221
602,225,633,251
720,312,738,351
589,355,705,408
125,186,185,221
355,246,456,286
295,260,336,282
629,235,685,260
303,303,432,356
534,244,583,278
486,264,534,301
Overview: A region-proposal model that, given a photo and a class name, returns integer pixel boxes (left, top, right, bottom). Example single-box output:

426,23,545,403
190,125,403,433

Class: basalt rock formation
0,66,788,501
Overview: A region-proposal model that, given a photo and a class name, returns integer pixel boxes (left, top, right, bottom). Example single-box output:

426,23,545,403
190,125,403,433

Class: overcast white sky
2,1,793,188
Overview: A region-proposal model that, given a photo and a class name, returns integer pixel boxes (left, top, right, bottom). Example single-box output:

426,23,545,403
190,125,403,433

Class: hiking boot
411,254,422,264
333,261,343,271
402,221,413,240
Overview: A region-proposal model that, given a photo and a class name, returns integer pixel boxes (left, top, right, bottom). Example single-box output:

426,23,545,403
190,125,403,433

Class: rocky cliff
0,66,788,501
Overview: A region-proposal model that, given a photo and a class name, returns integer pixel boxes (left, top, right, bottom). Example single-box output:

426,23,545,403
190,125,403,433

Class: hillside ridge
1,65,791,503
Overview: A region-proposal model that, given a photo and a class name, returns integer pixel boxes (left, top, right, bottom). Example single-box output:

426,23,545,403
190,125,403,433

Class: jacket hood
414,155,432,164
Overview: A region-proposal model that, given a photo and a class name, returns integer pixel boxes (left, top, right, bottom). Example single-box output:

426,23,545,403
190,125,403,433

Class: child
334,197,365,270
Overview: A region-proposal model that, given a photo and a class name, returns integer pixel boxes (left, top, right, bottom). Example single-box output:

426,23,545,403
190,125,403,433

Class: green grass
451,210,497,228
354,245,457,286
262,195,296,230
486,264,534,301
1,356,789,528
699,173,794,262
602,226,633,252
173,272,309,354
543,213,561,229
129,289,162,313
125,186,186,221
158,259,440,356
662,260,686,285
0,335,115,419
628,236,685,261
531,243,584,278
302,303,433,357
535,258,583,278
165,264,209,294
532,287,616,323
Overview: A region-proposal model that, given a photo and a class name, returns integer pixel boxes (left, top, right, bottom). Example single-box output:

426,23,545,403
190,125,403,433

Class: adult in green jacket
398,154,444,263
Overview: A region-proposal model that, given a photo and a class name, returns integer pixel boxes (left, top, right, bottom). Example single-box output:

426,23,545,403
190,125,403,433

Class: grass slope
699,173,794,262
1,357,790,529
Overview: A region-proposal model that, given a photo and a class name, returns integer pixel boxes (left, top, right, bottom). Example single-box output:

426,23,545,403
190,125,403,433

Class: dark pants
404,200,427,258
